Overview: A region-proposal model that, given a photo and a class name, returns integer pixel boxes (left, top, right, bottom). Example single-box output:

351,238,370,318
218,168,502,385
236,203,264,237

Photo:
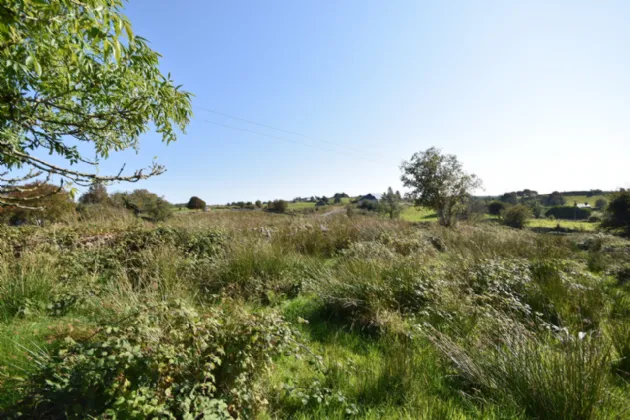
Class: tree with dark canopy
187,196,206,210
78,182,109,205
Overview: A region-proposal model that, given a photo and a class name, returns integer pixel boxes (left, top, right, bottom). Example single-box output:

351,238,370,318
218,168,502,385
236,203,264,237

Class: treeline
0,182,173,226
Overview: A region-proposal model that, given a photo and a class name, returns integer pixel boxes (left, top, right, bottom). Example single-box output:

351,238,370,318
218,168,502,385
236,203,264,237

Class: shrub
187,196,207,210
530,201,544,219
594,198,608,211
0,183,76,225
545,206,592,220
255,200,262,208
111,190,173,222
543,191,566,206
307,258,444,330
78,182,109,205
500,192,518,205
488,201,505,216
9,301,308,419
502,205,531,229
268,199,288,213
602,191,630,236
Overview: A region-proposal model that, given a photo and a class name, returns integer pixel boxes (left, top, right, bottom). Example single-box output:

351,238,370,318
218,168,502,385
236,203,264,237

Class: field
527,218,598,231
1,211,629,419
561,195,609,207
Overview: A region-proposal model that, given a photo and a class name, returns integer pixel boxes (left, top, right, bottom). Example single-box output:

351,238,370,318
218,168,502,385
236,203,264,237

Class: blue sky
92,0,630,204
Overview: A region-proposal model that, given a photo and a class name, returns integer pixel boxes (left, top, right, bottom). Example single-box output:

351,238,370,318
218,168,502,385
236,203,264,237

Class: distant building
576,203,591,209
358,193,382,204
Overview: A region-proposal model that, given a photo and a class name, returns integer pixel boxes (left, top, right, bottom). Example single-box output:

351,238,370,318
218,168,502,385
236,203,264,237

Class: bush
544,191,566,206
9,301,308,419
187,196,207,210
0,183,76,225
595,198,608,211
545,206,592,220
268,199,288,213
588,215,602,223
502,205,531,229
111,189,173,222
602,191,630,236
488,201,505,216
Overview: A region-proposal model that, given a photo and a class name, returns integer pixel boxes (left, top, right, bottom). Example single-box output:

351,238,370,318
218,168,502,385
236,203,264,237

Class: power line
194,117,383,165
195,105,369,155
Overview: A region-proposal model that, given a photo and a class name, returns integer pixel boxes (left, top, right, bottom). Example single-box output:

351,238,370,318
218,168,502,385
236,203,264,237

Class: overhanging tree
400,147,482,227
0,0,192,208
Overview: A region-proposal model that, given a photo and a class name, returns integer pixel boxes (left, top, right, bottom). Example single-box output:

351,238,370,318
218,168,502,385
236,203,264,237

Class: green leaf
34,60,42,77
113,39,121,63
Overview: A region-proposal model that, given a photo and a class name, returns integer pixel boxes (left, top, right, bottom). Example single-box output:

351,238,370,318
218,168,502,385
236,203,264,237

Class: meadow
0,210,629,419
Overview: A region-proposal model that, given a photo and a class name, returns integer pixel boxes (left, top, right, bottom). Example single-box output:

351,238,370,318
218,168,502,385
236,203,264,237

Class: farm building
358,193,382,204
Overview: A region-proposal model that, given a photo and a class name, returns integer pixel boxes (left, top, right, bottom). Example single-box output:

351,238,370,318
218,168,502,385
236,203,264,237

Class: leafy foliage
401,147,482,226
0,0,192,204
602,191,630,236
488,201,505,216
502,205,532,229
380,187,402,219
187,196,207,210
268,199,288,213
111,189,172,222
546,206,592,220
78,182,109,205
9,301,306,419
0,182,75,225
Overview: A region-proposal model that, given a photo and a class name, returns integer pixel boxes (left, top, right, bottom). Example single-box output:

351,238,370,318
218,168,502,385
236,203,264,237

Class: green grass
560,195,609,207
400,206,437,222
1,211,629,418
527,218,598,231
288,201,316,210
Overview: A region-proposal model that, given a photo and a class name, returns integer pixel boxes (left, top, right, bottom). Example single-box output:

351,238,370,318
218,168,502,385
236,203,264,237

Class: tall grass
426,321,614,420
1,210,629,418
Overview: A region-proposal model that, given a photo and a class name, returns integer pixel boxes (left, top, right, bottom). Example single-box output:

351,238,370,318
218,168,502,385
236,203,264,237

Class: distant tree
602,191,630,236
544,191,566,206
333,196,341,204
0,182,75,225
78,182,109,205
321,196,329,204
595,198,608,211
463,198,487,222
500,192,518,205
395,190,402,200
488,201,506,216
111,189,172,222
186,196,206,210
530,201,544,219
502,205,532,229
255,200,262,208
401,147,482,227
268,199,288,213
380,187,402,219
0,0,192,208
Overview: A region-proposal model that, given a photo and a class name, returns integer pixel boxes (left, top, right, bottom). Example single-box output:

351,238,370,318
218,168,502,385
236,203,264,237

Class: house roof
359,193,382,201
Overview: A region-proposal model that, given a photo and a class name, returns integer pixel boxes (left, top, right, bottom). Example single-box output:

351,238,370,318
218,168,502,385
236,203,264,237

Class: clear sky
91,0,630,204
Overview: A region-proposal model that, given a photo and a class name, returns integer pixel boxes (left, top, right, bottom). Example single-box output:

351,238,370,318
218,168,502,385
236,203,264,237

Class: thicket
546,206,592,220
0,212,629,418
